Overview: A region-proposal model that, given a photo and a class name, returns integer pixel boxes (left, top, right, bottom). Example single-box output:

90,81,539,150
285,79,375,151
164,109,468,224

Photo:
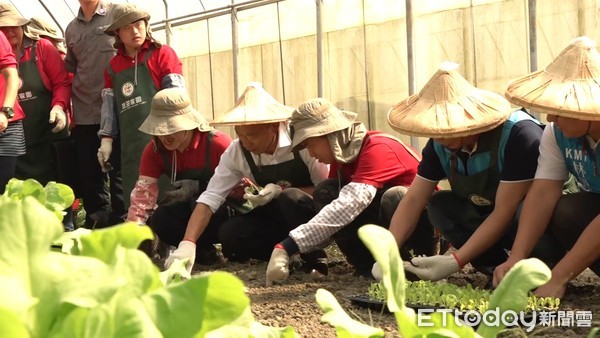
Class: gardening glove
244,183,282,207
266,247,290,286
160,180,201,205
49,105,67,133
371,262,383,281
97,137,113,172
403,254,460,282
165,240,196,274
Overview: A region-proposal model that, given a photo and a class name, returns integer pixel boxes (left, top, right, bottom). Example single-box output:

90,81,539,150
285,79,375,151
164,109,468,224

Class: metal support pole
316,0,324,98
231,4,239,100
405,0,419,149
528,0,537,72
161,0,171,45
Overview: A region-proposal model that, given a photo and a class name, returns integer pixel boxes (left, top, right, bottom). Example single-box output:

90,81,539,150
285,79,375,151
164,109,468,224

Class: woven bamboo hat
211,83,294,126
388,62,512,138
505,36,600,120
0,2,29,27
139,88,212,136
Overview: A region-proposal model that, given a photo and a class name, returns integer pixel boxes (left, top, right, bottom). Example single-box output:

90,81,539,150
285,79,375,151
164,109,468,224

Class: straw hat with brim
27,17,64,41
388,62,512,138
104,4,150,36
290,98,358,149
139,88,212,136
505,36,600,121
0,3,29,27
211,83,294,126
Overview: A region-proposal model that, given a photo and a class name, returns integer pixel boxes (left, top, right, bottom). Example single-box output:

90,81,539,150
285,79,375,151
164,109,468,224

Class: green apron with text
108,47,157,208
16,41,69,185
447,126,502,227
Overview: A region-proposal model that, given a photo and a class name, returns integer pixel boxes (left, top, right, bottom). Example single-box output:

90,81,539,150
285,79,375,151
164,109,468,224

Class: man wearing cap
129,87,232,267
65,0,125,228
494,37,600,298
265,98,437,286
169,83,329,275
382,62,561,283
97,3,185,208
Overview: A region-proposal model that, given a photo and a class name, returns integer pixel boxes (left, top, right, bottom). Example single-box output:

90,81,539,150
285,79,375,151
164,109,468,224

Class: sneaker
196,248,226,266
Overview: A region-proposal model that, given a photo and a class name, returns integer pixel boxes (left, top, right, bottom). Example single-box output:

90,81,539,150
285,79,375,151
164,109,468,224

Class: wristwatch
1,106,14,119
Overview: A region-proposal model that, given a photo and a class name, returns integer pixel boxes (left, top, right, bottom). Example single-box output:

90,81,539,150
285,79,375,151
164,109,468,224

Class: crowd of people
1,0,598,300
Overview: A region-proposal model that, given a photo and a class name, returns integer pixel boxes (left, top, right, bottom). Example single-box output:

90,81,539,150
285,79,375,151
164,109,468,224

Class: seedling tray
348,295,445,314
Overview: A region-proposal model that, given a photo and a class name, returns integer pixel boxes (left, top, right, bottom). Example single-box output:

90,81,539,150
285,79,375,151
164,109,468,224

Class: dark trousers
72,125,125,228
314,179,437,272
218,188,319,262
0,156,16,194
150,200,230,255
548,192,600,276
427,190,564,273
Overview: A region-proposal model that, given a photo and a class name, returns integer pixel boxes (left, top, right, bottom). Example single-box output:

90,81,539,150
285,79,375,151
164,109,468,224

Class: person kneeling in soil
494,37,600,298
127,88,232,267
265,98,437,286
379,62,564,283
171,83,329,276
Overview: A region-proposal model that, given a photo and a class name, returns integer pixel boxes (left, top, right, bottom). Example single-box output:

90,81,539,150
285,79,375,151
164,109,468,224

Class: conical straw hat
211,83,294,126
505,36,600,121
388,62,512,138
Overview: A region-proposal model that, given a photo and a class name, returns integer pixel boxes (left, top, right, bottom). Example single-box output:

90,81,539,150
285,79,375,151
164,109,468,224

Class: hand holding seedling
165,240,196,274
403,254,461,281
243,183,282,207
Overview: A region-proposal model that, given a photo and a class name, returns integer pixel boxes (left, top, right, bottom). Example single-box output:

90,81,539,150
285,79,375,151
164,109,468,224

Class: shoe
196,248,226,266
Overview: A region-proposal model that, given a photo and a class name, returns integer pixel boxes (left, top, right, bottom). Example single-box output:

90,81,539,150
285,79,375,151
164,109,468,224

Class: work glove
160,179,201,205
371,262,383,281
244,183,282,207
49,105,67,133
165,240,196,275
97,137,113,172
266,247,290,286
403,254,460,282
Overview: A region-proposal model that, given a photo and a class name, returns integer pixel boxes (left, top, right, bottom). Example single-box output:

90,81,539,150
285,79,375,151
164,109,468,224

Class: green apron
232,147,313,214
107,47,157,208
159,130,215,190
15,41,69,185
447,126,503,224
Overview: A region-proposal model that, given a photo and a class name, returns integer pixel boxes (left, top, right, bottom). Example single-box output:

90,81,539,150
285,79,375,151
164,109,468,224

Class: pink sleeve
127,179,158,224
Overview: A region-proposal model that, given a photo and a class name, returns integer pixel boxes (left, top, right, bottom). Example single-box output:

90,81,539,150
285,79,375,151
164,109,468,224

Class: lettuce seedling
0,179,296,338
315,224,553,338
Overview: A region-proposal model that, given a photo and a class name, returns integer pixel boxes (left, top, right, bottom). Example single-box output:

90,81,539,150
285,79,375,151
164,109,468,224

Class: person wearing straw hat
25,17,67,58
381,62,563,283
130,87,232,267
266,97,437,286
65,0,124,228
0,5,24,194
0,3,74,229
494,37,600,298
174,83,329,276
97,3,184,209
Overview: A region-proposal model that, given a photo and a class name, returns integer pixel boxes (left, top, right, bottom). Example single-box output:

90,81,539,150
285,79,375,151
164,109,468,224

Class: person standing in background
0,6,23,194
98,3,185,208
65,0,125,228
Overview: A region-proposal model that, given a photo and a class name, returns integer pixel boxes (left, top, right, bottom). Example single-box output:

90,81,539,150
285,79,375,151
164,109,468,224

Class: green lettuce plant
315,224,554,338
0,179,296,338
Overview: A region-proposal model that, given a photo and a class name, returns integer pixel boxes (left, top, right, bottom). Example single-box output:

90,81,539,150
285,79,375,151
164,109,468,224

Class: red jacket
0,31,24,122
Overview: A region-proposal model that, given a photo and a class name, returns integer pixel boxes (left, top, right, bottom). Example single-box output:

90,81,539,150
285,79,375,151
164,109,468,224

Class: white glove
371,262,383,281
49,105,67,133
403,254,460,281
97,137,113,172
243,183,282,207
266,247,290,286
165,240,196,274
